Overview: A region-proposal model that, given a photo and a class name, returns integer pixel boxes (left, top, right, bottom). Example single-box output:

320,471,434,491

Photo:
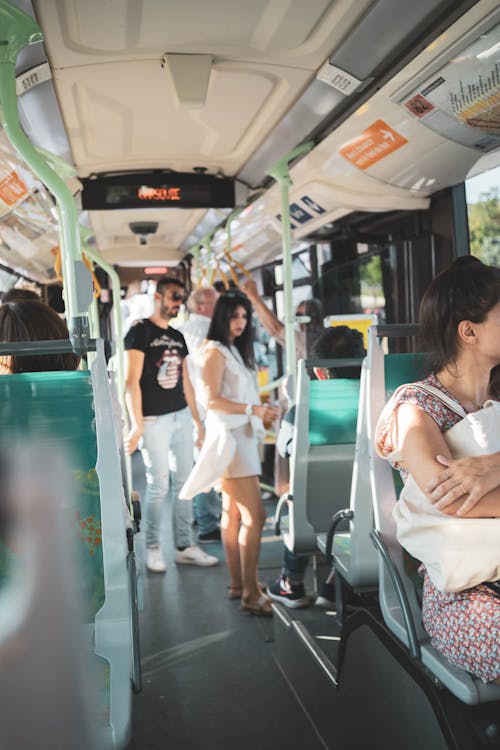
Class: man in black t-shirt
125,276,218,573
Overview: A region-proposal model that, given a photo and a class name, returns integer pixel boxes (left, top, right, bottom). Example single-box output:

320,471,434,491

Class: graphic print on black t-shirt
125,320,188,416
156,347,182,389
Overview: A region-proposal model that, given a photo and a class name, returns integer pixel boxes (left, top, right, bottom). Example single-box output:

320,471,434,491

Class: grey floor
125,452,335,750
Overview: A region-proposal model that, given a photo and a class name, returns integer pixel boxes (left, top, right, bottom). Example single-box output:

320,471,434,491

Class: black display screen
81,172,235,210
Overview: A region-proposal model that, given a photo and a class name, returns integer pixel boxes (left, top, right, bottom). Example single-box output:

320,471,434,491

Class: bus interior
0,0,499,748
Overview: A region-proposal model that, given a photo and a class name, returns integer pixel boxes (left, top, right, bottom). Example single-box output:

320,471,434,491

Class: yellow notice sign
339,120,408,170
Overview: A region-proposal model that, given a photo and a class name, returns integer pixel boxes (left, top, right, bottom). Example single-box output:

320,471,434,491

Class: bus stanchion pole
267,142,314,397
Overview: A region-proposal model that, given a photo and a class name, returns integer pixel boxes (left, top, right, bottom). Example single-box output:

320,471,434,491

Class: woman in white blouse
181,291,279,616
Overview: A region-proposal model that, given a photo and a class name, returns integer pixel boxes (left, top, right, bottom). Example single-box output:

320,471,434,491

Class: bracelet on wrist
245,403,253,417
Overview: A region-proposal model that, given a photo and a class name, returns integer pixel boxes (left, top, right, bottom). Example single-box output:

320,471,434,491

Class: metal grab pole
82,234,126,403
0,1,91,353
267,142,313,397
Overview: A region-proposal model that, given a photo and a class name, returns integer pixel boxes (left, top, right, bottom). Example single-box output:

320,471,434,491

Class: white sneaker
175,544,219,567
146,547,166,573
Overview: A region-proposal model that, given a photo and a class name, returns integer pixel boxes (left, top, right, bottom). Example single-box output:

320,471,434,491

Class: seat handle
325,509,353,565
274,493,292,536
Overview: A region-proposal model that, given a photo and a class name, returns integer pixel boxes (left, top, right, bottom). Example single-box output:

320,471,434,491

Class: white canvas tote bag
381,383,500,592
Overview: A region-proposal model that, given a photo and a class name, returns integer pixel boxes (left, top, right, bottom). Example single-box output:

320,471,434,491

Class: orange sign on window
0,170,29,205
339,119,408,170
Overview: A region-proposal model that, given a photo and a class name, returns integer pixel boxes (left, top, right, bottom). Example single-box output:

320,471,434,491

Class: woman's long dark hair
206,291,255,369
420,256,500,397
0,300,80,372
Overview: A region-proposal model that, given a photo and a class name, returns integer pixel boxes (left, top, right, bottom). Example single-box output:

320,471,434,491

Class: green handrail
0,0,91,353
80,228,126,402
267,141,314,396
225,207,243,255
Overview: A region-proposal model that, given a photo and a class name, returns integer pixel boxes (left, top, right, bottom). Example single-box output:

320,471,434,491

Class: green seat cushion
333,532,351,558
309,378,360,445
0,371,104,621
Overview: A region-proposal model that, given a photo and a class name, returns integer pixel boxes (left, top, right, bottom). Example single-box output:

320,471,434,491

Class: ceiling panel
53,60,309,175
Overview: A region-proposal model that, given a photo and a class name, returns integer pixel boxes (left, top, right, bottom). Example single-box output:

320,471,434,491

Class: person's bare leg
224,476,266,602
220,484,242,591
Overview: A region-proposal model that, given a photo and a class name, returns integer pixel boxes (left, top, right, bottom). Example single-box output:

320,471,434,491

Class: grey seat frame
318,359,378,590
283,358,360,555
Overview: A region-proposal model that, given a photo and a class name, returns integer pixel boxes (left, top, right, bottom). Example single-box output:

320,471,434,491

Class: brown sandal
241,593,273,617
228,582,267,600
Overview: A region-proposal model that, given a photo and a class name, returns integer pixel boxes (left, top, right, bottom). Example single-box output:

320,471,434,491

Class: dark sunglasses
170,291,186,302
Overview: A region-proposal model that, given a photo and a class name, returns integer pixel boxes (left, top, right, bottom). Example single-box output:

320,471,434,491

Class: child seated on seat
267,326,366,609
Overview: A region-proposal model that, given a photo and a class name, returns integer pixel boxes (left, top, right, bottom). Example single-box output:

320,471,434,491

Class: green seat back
0,371,104,621
309,378,360,446
384,352,427,396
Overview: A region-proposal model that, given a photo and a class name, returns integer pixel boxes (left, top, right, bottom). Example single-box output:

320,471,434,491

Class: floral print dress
378,373,500,683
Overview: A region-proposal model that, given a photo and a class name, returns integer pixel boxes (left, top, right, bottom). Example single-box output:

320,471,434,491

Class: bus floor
125,451,339,750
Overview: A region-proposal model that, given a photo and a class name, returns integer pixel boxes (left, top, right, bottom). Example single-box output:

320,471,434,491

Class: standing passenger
180,291,279,616
176,286,222,542
124,276,218,573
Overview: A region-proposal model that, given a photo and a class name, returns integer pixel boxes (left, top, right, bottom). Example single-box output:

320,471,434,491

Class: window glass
465,167,500,266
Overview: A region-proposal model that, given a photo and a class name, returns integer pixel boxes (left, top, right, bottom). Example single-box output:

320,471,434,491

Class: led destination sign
81,172,236,210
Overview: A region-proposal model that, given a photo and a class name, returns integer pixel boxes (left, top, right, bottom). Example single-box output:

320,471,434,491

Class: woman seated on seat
0,299,79,373
180,291,279,616
376,256,500,683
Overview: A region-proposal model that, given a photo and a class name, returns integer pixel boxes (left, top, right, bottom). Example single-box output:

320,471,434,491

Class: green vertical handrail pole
191,243,201,287
225,207,243,256
81,231,133,514
0,1,90,353
200,231,216,286
82,232,126,403
267,142,314,397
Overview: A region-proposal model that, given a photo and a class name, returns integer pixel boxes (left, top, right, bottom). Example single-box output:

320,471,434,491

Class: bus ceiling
0,0,498,278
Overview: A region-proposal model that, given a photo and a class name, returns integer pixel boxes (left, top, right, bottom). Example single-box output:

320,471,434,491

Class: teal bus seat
367,326,500,706
0,370,105,622
0,342,133,747
309,379,359,446
384,352,427,396
284,359,362,555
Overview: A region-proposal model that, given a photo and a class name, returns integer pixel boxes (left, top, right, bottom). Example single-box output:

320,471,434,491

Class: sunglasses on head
224,290,248,300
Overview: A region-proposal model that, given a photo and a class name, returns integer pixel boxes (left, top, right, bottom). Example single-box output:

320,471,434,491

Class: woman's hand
195,422,205,449
252,403,280,426
427,453,500,515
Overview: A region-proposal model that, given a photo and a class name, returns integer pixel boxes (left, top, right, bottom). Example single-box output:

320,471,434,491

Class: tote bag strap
410,382,467,419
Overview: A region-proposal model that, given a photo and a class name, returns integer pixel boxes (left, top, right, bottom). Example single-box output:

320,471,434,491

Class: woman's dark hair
1,287,40,303
310,326,366,378
420,256,500,396
0,300,80,373
206,291,255,368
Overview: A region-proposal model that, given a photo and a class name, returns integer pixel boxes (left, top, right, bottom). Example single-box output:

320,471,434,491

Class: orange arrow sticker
339,119,408,170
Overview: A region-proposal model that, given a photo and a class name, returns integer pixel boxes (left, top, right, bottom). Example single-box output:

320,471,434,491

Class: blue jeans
283,546,309,583
140,407,194,549
193,489,221,534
